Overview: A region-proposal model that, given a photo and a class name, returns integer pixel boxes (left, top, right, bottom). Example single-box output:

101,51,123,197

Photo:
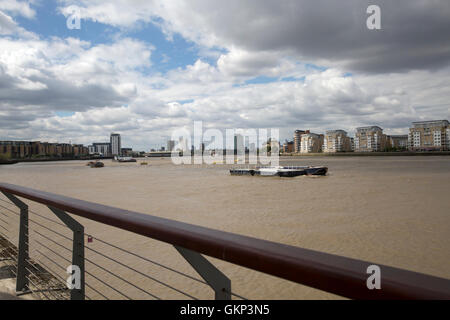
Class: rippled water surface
0,156,449,299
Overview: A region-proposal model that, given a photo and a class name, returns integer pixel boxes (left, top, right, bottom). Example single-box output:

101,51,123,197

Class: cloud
0,36,153,111
0,10,36,38
0,0,36,19
59,0,450,74
10,65,447,149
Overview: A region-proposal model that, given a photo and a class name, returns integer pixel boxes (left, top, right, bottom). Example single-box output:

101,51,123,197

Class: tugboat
230,166,327,177
88,161,104,168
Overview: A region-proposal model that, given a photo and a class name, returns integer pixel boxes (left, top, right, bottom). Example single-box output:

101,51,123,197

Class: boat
230,166,327,177
88,161,104,168
113,156,137,163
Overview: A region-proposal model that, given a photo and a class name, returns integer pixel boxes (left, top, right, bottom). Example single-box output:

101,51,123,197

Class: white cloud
0,0,35,19
57,0,450,74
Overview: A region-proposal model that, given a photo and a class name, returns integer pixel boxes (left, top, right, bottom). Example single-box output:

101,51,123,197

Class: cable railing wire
84,267,132,300
1,197,249,300
1,198,206,286
0,202,20,216
29,253,97,301
0,209,10,219
31,242,129,300
0,223,8,233
28,216,72,241
24,267,65,300
17,203,205,299
29,227,130,299
31,239,71,264
84,256,161,300
33,248,102,300
31,228,72,253
0,215,9,226
25,244,73,299
88,235,208,286
85,245,198,299
3,199,217,293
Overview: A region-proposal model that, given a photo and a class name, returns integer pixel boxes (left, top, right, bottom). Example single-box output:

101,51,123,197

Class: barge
230,166,328,177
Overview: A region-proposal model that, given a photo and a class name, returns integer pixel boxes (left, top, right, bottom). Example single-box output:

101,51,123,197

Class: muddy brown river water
0,156,449,299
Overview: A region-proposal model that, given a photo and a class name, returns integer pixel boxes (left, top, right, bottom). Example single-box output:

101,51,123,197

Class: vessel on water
88,161,104,168
230,166,327,177
114,156,137,163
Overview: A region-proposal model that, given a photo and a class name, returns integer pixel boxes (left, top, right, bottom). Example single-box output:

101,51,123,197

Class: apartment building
0,141,88,159
408,120,449,151
92,143,111,156
323,130,352,153
281,141,294,153
300,133,323,153
0,141,32,158
387,135,408,150
110,133,122,156
167,140,175,152
354,126,387,152
293,130,307,153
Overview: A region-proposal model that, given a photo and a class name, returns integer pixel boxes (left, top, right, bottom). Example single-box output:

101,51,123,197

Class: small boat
230,166,327,177
88,161,104,168
114,156,137,163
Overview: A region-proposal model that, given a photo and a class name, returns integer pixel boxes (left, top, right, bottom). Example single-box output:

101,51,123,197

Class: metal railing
0,182,449,300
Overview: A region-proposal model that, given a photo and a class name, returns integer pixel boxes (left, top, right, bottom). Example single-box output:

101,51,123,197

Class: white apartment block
408,120,449,151
323,130,352,153
300,133,323,153
354,126,387,152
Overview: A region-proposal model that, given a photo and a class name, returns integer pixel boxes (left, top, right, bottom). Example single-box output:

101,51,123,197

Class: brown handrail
0,182,449,300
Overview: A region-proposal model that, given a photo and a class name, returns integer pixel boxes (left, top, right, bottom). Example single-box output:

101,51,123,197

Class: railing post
1,192,29,293
175,246,231,300
48,206,85,300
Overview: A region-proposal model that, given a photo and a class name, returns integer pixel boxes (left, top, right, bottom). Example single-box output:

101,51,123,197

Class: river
0,156,449,299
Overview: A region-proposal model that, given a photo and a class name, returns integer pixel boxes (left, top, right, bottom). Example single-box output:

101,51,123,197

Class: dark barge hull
230,167,328,177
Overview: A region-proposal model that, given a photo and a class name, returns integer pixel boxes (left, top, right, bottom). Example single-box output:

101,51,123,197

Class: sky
0,0,449,150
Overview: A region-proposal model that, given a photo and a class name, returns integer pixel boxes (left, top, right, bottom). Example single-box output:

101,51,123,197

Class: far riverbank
281,151,450,157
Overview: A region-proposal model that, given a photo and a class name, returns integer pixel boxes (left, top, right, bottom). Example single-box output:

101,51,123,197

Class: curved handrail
0,182,449,300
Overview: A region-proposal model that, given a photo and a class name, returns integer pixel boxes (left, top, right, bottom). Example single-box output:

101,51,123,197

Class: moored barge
230,166,328,177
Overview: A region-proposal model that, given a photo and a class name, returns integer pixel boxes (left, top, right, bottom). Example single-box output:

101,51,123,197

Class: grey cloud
0,79,129,110
160,0,450,74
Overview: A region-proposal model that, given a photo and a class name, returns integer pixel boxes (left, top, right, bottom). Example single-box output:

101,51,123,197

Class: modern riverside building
350,137,355,151
387,135,409,150
167,140,175,152
300,133,323,153
92,143,111,156
408,120,449,151
0,141,89,159
110,133,122,156
234,134,244,155
88,145,95,154
323,130,352,153
0,141,33,158
282,141,294,153
354,126,387,152
293,130,307,153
